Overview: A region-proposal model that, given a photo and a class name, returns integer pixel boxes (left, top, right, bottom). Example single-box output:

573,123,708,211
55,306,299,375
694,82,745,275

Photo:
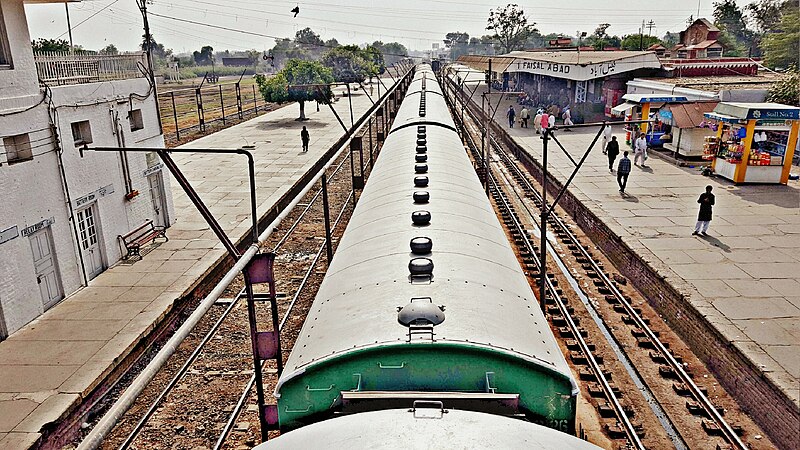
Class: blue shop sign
747,109,800,120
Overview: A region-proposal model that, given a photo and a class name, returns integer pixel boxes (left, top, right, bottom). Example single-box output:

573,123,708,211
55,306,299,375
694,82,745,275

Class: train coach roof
254,408,603,449
277,93,572,388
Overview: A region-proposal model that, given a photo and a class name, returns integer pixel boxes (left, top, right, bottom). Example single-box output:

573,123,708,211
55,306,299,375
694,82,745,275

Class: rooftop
504,50,656,65
636,73,782,92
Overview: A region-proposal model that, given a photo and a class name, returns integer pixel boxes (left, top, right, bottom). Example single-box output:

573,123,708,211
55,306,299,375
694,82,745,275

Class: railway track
86,124,383,450
444,73,772,450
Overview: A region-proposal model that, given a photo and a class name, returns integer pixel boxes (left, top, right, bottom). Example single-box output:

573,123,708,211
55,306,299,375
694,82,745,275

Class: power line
56,0,122,39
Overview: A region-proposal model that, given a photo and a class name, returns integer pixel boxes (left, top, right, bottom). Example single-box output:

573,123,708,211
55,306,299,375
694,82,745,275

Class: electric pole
136,0,163,133
639,20,644,50
65,4,73,50
646,20,656,37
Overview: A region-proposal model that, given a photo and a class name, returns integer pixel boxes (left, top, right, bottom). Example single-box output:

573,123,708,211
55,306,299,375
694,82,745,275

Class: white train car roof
255,408,603,449
277,66,573,393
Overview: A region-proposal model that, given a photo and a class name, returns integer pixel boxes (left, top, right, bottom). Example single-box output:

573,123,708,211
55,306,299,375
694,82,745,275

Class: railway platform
467,84,799,445
0,81,390,449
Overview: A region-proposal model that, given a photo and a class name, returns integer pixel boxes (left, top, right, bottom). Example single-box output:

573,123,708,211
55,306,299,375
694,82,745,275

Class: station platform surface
0,81,388,448
480,88,800,407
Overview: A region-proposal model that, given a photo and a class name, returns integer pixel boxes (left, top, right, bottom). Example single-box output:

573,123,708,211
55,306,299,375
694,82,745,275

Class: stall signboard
747,108,800,120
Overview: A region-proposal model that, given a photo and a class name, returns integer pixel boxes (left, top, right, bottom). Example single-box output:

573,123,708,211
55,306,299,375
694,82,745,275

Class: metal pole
138,0,162,133
368,118,374,170
349,143,357,209
171,92,180,141
243,278,268,440
219,84,226,125
539,130,549,311
346,84,354,127
483,59,491,196
321,173,334,263
252,84,258,113
65,3,73,49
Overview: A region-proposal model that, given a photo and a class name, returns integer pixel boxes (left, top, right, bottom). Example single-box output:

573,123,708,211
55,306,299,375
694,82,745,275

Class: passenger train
258,65,594,448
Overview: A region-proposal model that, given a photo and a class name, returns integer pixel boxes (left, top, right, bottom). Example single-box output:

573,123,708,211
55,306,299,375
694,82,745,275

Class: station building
0,0,175,338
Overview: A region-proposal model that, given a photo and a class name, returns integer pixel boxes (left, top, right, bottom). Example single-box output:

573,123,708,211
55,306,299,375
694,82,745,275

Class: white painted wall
0,0,174,338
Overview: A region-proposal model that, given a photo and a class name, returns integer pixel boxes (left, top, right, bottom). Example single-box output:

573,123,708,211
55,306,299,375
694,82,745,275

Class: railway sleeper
558,326,589,338
605,421,645,439
569,350,602,365
604,295,619,304
658,365,691,379
650,351,683,365
673,382,708,397
565,339,595,351
636,337,655,349
578,366,612,381
587,382,621,398
552,315,580,327
631,327,660,338
597,401,635,419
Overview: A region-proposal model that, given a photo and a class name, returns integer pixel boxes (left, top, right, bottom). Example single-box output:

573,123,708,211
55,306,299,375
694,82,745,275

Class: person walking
606,136,620,172
601,125,612,154
533,109,543,134
301,126,310,152
548,113,556,130
540,112,550,132
693,185,715,236
520,107,530,128
506,105,516,128
617,151,631,193
633,133,648,167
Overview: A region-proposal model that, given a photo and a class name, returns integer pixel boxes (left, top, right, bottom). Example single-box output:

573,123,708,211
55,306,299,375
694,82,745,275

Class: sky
24,0,756,55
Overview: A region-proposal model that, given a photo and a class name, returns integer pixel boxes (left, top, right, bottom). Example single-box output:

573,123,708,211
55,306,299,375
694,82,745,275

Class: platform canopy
622,93,689,103
713,102,800,121
459,51,662,82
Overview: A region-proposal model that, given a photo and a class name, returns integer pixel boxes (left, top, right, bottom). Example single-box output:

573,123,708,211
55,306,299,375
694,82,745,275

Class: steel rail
457,77,747,450
213,189,355,450
453,96,644,449
77,67,413,450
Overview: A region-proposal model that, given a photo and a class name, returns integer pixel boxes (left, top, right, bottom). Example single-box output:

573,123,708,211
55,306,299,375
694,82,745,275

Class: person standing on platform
301,126,310,152
534,109,543,134
520,107,530,128
606,136,620,172
693,186,715,236
507,105,516,128
617,151,631,193
541,112,550,132
548,113,556,130
633,133,648,167
601,125,612,154
562,107,574,131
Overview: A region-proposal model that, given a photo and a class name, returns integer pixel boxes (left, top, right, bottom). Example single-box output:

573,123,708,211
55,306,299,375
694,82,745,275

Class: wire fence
157,80,271,146
35,52,147,86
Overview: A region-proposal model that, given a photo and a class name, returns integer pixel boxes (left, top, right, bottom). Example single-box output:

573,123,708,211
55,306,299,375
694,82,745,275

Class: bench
118,219,168,260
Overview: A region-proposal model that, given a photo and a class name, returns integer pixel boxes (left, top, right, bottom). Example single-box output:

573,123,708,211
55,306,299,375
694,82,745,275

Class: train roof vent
397,297,445,327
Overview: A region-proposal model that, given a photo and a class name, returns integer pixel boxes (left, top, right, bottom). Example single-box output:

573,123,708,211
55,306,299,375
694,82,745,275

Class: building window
71,120,93,146
707,48,722,58
0,3,12,68
3,134,33,164
129,109,144,131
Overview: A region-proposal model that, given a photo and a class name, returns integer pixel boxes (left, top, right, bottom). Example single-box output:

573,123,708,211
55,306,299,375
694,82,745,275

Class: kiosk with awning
660,101,719,157
703,102,800,184
613,94,688,144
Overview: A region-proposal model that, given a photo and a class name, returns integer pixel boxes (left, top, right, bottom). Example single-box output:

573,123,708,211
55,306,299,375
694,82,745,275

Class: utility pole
65,3,74,50
646,20,656,37
639,20,645,50
136,0,163,133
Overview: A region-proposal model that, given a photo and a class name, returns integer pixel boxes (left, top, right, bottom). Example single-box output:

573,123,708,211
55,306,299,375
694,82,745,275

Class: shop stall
703,102,799,184
660,101,718,157
612,94,688,144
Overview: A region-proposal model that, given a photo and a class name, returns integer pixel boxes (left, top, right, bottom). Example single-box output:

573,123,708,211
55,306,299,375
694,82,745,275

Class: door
76,205,104,280
30,228,64,309
148,173,168,228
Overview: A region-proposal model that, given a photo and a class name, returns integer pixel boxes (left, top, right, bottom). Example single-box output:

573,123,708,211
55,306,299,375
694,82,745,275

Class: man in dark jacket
606,136,620,172
301,126,310,152
693,185,715,236
617,151,631,194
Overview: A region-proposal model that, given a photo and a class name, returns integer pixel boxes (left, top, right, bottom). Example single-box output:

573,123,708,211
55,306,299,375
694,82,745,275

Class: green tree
255,59,334,120
444,31,471,60
321,45,377,83
661,31,679,48
364,45,386,75
31,38,70,53
762,6,800,69
193,46,214,65
372,41,408,65
766,69,799,106
746,0,788,32
141,34,170,59
486,4,537,54
295,27,324,48
620,34,661,51
101,44,118,55
589,23,611,50
713,0,757,55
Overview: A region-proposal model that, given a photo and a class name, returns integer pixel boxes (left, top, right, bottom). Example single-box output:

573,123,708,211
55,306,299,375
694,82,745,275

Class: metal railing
35,52,148,86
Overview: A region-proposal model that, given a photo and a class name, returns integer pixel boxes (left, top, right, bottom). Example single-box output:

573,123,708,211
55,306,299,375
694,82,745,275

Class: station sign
74,184,115,208
20,218,55,237
512,53,661,81
0,226,19,245
142,163,164,177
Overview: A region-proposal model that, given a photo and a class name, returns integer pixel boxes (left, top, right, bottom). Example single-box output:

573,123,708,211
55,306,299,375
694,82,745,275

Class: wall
0,0,39,103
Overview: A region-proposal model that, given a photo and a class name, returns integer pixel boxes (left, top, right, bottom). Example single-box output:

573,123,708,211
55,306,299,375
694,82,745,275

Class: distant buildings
0,0,175,338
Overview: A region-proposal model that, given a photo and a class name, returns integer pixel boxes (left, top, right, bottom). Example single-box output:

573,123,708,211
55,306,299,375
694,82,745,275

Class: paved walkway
473,84,800,407
0,82,389,449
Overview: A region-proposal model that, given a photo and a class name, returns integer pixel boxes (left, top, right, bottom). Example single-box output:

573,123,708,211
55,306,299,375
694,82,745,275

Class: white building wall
0,0,174,337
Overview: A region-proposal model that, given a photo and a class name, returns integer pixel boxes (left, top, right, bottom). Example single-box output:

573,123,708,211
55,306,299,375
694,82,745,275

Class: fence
158,80,269,146
35,52,148,86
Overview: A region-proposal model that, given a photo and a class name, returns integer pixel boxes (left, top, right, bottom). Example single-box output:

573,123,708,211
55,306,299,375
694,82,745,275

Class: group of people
600,126,651,194
506,105,573,132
